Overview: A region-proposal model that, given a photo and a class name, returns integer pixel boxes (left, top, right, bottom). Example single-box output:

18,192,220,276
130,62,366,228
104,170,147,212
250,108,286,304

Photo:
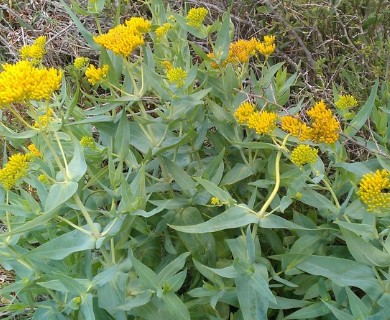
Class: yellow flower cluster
38,174,50,184
281,101,339,144
166,67,187,87
208,35,276,67
210,197,221,205
307,100,340,144
155,23,171,38
335,95,358,109
357,169,390,212
0,153,32,190
19,36,46,63
234,102,256,124
247,111,278,135
80,136,96,148
0,60,63,106
85,64,109,85
27,144,41,157
33,108,54,128
280,116,312,141
73,57,90,70
256,35,276,58
291,145,318,167
161,60,173,71
186,7,208,28
93,17,151,57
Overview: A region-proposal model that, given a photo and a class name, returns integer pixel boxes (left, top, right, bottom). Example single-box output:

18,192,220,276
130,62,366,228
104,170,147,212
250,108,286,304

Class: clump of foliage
0,0,390,319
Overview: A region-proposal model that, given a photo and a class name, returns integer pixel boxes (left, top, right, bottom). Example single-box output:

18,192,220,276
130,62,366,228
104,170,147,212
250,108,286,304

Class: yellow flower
234,102,255,124
291,145,318,167
307,100,340,144
357,169,390,212
281,116,312,141
161,60,173,71
0,153,31,190
38,174,50,184
93,17,151,57
247,111,278,135
335,95,358,109
33,108,54,128
186,7,208,28
256,35,276,58
27,144,41,157
19,36,46,62
155,23,171,38
210,197,220,205
80,136,96,148
225,38,259,65
73,57,90,70
0,61,63,106
85,64,109,85
166,67,187,87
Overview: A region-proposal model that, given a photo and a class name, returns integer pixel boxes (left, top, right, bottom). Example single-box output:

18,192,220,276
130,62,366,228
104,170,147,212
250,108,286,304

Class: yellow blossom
19,36,46,62
210,197,220,205
85,64,109,85
166,67,187,87
0,153,31,190
280,116,312,141
27,144,41,157
291,145,318,167
225,38,259,65
256,35,276,58
155,23,171,38
93,17,151,57
73,57,90,70
0,60,63,106
234,102,255,124
33,108,54,128
161,60,173,71
357,169,390,212
307,100,340,144
80,136,96,148
247,111,278,135
186,7,208,28
38,174,50,184
335,95,358,109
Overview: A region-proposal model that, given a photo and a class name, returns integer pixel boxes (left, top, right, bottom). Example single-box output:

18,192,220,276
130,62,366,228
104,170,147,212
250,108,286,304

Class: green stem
57,216,94,236
257,134,290,218
322,177,341,209
73,194,100,238
5,105,35,129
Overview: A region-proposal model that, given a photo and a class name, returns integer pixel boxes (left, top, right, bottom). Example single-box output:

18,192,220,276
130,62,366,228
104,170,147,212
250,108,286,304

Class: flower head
19,36,46,62
186,7,208,28
80,136,96,148
307,100,339,144
0,61,63,106
27,144,41,157
155,23,171,38
291,145,318,167
166,67,187,87
247,111,278,135
0,153,32,190
210,197,220,205
93,17,151,57
234,102,255,124
85,64,109,85
281,116,312,141
73,57,90,70
335,95,358,109
357,169,390,212
225,38,259,65
256,35,276,58
33,108,54,128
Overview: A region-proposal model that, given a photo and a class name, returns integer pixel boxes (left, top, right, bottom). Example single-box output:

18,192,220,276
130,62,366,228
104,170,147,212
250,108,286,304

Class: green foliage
0,0,390,319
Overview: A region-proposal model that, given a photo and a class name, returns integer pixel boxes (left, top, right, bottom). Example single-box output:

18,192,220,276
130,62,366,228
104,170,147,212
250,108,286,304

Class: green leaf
236,276,267,320
44,181,78,213
114,110,131,159
158,252,190,284
300,188,339,214
284,302,330,319
295,255,383,299
67,141,87,182
340,227,390,267
322,301,354,320
259,214,310,230
28,225,98,260
169,205,259,233
221,163,255,185
345,79,379,137
346,287,369,319
214,13,231,62
129,252,159,290
194,177,234,204
159,292,191,320
161,157,197,196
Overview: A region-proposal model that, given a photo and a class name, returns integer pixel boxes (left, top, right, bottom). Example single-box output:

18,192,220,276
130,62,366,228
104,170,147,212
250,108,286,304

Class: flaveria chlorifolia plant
0,0,389,318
